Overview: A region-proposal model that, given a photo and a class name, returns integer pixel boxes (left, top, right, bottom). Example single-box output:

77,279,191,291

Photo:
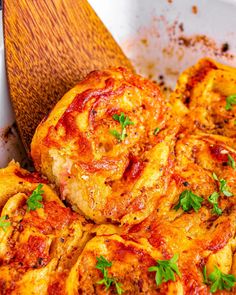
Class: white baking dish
1,0,236,167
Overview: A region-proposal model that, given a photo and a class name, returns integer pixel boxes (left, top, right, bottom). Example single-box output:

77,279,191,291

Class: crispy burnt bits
0,162,93,294
31,67,178,224
170,58,236,137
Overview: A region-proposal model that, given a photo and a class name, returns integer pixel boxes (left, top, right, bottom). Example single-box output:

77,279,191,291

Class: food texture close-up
1,0,236,294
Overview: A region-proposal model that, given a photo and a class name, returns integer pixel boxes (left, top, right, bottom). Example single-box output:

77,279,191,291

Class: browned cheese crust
31,68,178,224
5,60,233,294
0,162,93,294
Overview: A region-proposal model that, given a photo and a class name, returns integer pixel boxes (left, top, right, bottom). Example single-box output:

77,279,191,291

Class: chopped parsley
26,184,44,211
148,254,181,286
174,190,204,212
227,154,236,170
203,266,236,293
96,256,124,294
0,215,11,232
212,172,218,181
208,192,222,215
153,127,160,135
212,173,233,197
110,112,134,141
225,94,236,111
203,266,208,284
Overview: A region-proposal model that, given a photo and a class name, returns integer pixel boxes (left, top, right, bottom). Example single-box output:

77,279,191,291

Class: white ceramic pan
1,0,236,167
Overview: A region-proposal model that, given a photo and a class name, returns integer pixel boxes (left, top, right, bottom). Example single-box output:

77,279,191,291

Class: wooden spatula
3,0,133,150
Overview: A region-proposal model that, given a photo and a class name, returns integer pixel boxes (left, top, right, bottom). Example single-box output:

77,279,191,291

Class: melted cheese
2,62,236,294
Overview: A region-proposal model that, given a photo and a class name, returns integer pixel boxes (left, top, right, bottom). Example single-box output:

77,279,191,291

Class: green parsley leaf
109,130,122,141
110,112,134,141
208,192,222,215
0,215,11,232
219,179,233,197
174,190,204,212
212,173,233,197
203,266,236,293
148,254,181,286
96,256,124,294
97,270,113,290
96,255,112,270
212,172,218,181
227,154,236,170
203,266,209,285
225,94,236,111
153,127,160,135
114,281,124,295
26,184,44,211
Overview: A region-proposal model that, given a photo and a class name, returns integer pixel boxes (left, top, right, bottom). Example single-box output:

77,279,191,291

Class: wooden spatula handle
4,0,133,150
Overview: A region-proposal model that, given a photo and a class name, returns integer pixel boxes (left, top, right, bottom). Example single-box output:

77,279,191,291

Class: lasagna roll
125,207,236,294
65,234,183,295
31,68,178,224
171,58,236,137
117,131,236,293
0,162,92,294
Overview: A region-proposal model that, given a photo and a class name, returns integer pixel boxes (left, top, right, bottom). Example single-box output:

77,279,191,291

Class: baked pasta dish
1,58,236,294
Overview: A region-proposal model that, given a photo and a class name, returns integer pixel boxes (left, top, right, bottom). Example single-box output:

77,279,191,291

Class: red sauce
187,60,217,90
171,173,187,187
108,240,155,268
209,145,229,162
88,84,128,127
11,235,49,269
44,201,78,229
22,201,78,235
56,78,118,140
15,169,48,184
48,273,67,295
181,268,205,294
79,157,119,173
123,155,145,181
44,126,61,149
206,220,233,252
44,77,128,151
0,279,16,294
148,231,165,249
66,78,115,114
128,194,147,211
147,221,169,258
128,221,145,234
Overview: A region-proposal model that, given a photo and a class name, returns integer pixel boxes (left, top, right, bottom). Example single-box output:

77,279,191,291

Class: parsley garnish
0,215,11,232
148,254,181,286
203,266,209,284
225,94,236,111
212,172,218,181
227,154,236,170
96,256,124,294
208,192,222,215
174,190,203,212
203,266,236,293
26,184,44,211
153,127,160,135
110,112,134,141
212,173,233,197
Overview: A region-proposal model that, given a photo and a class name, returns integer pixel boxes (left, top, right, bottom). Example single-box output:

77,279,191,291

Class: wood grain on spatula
4,0,133,150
